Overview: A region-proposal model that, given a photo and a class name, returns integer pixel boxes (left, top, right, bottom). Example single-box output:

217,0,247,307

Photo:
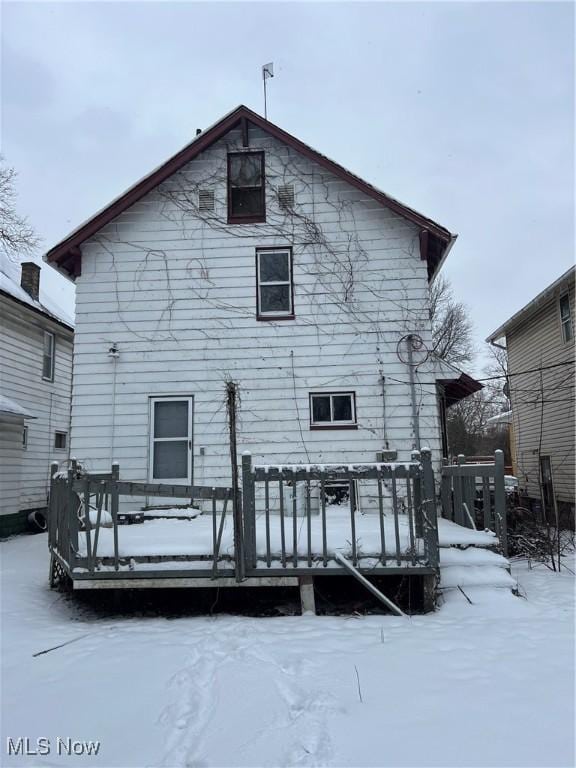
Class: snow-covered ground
1,533,574,768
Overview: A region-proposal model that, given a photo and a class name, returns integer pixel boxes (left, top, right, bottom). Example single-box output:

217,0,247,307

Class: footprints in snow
158,632,344,767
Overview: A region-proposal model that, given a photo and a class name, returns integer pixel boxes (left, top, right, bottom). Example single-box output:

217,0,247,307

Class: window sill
257,314,295,322
228,215,266,224
310,424,358,431
42,377,54,383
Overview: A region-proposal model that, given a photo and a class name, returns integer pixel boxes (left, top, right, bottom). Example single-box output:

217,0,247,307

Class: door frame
148,395,194,484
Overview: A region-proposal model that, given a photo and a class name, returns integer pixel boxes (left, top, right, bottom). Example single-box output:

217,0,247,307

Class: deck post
494,450,507,556
421,448,439,569
453,455,465,526
422,572,437,613
411,450,423,538
440,458,452,521
299,575,316,615
48,462,59,550
67,459,79,570
242,453,256,572
111,463,120,571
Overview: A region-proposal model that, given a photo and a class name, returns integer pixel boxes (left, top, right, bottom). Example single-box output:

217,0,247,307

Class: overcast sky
2,1,574,371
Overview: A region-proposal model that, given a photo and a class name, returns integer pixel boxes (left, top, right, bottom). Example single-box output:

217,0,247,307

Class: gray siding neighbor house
487,267,575,522
0,259,74,536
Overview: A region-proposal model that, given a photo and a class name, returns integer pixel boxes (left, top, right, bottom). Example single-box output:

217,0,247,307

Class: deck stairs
436,519,515,600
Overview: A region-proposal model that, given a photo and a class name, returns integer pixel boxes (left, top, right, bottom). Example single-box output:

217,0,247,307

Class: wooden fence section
440,450,507,555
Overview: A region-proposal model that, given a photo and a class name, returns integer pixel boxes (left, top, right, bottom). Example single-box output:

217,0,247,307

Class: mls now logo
7,737,101,756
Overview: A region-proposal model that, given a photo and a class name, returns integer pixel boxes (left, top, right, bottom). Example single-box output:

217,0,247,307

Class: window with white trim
149,397,193,482
22,426,28,449
309,392,357,428
256,248,293,318
43,331,55,381
559,294,573,342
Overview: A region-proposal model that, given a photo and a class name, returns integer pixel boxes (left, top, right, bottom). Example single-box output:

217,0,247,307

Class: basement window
228,152,265,223
256,248,293,319
559,294,573,342
310,392,357,429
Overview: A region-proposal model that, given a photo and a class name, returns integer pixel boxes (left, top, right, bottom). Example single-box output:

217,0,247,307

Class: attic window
277,184,295,210
198,189,215,212
228,152,265,223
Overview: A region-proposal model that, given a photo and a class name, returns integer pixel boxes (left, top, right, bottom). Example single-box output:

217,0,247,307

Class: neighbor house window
43,331,55,381
54,431,67,450
559,294,573,342
22,426,28,449
256,248,293,319
149,397,193,483
228,152,265,222
309,392,357,429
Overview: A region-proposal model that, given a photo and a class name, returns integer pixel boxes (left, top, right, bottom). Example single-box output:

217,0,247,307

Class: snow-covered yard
1,533,574,768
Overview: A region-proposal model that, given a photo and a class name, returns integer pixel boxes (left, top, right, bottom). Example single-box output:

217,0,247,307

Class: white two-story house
0,259,74,535
45,106,476,509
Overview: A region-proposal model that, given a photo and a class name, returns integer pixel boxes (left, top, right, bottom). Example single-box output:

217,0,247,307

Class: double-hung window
43,331,55,381
149,397,193,483
559,294,573,343
310,392,357,429
256,248,293,319
228,152,265,222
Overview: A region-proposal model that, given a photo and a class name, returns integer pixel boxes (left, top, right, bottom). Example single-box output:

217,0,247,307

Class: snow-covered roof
0,257,74,329
0,394,36,419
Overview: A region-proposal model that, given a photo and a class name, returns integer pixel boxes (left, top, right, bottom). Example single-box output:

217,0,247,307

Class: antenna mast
262,62,274,119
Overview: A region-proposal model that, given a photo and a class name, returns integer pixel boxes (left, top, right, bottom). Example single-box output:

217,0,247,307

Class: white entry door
149,396,193,483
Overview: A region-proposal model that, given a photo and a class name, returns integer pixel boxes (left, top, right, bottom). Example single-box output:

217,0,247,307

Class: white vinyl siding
69,124,443,505
0,297,73,515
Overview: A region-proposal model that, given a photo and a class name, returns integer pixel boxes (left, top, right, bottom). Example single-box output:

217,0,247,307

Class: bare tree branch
429,275,474,366
0,158,39,260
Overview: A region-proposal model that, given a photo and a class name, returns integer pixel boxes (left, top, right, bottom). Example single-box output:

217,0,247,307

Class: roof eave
45,104,455,280
486,266,576,343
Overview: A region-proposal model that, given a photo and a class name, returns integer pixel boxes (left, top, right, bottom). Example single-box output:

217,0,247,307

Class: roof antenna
262,62,274,119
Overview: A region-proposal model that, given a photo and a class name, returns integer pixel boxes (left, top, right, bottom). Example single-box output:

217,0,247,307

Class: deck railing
241,448,439,574
48,451,441,584
440,450,507,555
48,460,235,580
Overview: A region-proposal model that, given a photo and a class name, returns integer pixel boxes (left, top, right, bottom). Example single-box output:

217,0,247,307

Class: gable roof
45,104,456,281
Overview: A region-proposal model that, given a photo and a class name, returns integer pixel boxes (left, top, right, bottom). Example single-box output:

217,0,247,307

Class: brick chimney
20,262,41,301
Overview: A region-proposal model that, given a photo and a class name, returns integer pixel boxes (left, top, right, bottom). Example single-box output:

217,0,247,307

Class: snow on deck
78,506,426,561
78,508,501,562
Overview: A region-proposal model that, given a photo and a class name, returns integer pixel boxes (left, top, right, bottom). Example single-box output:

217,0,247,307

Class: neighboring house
45,105,477,512
0,260,74,536
487,267,575,523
